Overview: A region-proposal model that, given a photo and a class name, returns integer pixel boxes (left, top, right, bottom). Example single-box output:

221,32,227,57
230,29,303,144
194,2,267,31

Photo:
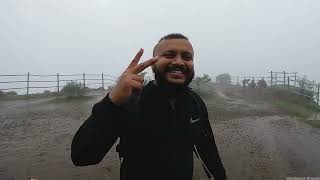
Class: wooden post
270,71,273,87
27,72,30,95
83,73,86,89
287,77,290,89
294,72,297,87
283,71,286,86
57,73,60,93
317,83,320,105
237,76,239,85
275,72,277,85
102,73,105,89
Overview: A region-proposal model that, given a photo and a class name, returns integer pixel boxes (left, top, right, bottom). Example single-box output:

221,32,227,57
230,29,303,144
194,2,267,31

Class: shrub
6,91,18,96
43,90,51,95
216,73,231,84
296,76,316,97
60,81,86,97
193,74,212,90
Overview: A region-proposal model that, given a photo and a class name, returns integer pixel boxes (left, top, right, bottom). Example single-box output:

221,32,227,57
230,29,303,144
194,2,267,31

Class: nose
172,54,184,65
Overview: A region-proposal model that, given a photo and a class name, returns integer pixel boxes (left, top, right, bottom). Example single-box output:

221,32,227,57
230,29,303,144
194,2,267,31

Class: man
71,33,226,180
249,79,256,89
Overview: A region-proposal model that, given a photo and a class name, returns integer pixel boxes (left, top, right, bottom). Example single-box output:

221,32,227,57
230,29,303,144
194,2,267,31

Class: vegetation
193,74,212,89
274,101,314,118
216,73,231,84
139,72,152,86
271,87,320,128
43,90,51,95
0,90,19,99
5,91,18,96
60,81,86,97
297,76,316,89
296,76,316,97
191,74,212,98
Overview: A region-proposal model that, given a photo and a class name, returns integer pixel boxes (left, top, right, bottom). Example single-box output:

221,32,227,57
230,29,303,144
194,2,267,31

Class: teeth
171,70,183,74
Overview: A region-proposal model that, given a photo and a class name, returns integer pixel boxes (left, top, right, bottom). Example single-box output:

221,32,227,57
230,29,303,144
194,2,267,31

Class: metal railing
227,71,319,105
0,72,118,95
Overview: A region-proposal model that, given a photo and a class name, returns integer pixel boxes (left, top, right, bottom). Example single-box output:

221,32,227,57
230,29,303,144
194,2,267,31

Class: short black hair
158,33,189,42
153,33,189,56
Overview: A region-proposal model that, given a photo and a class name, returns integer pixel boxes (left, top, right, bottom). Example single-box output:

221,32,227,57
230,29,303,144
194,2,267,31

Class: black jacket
71,81,226,180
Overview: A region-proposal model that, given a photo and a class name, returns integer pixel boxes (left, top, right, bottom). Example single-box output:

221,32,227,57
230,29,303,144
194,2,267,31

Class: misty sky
1,0,320,81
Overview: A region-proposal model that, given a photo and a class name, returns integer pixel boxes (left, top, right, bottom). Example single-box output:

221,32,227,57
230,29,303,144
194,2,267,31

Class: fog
1,0,320,80
1,1,320,179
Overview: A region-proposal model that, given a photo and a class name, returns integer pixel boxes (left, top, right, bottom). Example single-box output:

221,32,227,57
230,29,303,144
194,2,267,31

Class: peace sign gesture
109,49,159,105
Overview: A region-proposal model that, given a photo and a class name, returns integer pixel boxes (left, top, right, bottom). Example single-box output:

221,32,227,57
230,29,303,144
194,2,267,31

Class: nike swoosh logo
190,117,200,124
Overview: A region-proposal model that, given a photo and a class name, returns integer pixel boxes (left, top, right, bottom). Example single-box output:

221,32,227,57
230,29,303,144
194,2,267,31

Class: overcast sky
1,0,319,82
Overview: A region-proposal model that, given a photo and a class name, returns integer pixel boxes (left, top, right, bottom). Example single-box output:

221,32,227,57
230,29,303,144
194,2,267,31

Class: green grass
274,100,314,118
271,87,320,128
305,120,320,128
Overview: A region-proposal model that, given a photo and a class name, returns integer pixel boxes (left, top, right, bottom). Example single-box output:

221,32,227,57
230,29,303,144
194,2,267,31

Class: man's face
152,39,195,87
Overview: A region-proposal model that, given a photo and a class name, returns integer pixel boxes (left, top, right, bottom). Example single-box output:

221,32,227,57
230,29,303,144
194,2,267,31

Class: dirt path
0,85,320,180
204,84,320,180
0,95,121,180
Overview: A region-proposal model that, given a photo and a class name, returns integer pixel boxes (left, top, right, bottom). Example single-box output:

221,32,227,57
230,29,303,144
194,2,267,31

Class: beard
152,63,194,95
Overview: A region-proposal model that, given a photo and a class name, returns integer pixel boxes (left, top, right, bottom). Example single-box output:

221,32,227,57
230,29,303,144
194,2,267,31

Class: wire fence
1,71,319,105
227,71,319,105
0,73,118,95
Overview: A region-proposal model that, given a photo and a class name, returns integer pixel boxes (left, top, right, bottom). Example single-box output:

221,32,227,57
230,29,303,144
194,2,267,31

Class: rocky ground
1,85,320,180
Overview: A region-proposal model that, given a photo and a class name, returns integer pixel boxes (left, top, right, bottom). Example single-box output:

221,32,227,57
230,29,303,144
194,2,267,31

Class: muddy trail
0,85,320,180
201,84,320,180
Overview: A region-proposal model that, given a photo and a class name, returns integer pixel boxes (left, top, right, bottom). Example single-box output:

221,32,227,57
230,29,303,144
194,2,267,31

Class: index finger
126,48,144,70
129,56,159,74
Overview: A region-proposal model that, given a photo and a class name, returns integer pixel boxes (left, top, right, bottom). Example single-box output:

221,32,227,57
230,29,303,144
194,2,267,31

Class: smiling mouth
167,70,186,79
169,70,184,75
166,65,187,74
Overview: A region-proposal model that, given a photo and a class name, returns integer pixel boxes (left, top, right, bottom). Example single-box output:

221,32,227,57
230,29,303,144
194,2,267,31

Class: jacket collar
143,80,190,99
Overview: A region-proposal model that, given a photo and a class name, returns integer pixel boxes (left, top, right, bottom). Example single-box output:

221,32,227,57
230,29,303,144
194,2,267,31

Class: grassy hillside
271,87,320,128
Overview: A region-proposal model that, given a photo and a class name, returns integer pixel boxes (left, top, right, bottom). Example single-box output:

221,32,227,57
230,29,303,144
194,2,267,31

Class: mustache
164,64,189,74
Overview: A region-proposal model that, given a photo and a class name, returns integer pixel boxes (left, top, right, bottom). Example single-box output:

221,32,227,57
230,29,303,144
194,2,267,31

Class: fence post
27,72,30,96
57,73,60,93
270,71,273,87
283,71,286,86
83,73,86,89
102,73,104,89
287,77,290,89
275,72,277,85
317,83,320,105
294,72,297,87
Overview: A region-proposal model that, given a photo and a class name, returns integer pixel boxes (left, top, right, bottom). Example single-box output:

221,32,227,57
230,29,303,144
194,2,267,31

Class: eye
162,51,176,59
182,54,193,61
164,54,175,58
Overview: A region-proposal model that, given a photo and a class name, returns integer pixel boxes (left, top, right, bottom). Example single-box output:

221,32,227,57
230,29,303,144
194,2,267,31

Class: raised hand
109,49,159,105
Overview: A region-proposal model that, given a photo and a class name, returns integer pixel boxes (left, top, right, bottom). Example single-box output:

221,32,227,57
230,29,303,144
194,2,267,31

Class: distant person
249,79,256,88
71,33,226,180
257,78,267,88
242,79,250,87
